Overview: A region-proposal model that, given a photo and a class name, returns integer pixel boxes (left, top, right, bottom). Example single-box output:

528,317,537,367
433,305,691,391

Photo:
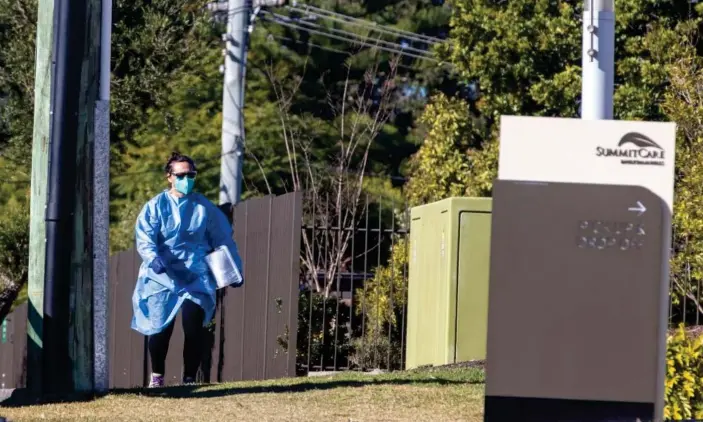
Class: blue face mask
174,175,195,195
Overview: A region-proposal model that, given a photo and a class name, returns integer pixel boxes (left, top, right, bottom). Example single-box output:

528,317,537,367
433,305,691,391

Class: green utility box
405,197,492,369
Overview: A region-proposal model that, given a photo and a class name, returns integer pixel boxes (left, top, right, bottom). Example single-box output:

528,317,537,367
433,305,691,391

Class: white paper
205,245,243,289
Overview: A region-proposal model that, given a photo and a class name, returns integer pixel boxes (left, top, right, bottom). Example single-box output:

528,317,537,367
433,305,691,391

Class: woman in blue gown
131,152,243,387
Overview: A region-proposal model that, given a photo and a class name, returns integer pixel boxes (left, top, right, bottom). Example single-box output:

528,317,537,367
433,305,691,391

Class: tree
0,0,36,169
356,0,703,366
110,48,226,252
0,0,36,317
268,55,401,296
434,0,703,322
654,20,703,322
109,0,452,251
404,93,496,206
423,0,701,198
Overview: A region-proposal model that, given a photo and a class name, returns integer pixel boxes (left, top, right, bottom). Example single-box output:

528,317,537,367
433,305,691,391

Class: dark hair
164,151,196,174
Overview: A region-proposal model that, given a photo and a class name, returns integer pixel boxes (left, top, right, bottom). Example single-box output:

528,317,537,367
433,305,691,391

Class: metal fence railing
296,193,409,374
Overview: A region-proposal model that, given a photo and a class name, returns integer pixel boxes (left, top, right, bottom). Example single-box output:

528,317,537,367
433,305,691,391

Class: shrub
665,325,703,420
355,238,408,338
296,289,352,374
353,238,408,370
348,334,401,371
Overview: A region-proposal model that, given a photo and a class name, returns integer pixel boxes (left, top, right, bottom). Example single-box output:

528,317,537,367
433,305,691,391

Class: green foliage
665,326,703,420
440,0,696,121
404,93,495,206
438,0,582,119
110,0,221,156
0,0,37,169
0,0,39,316
357,238,408,339
357,0,703,373
296,290,352,373
414,0,701,205
105,0,450,252
654,23,703,321
405,1,703,324
0,197,30,322
110,52,225,251
351,237,408,370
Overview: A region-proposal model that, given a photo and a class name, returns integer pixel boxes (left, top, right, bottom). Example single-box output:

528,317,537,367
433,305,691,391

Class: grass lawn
0,367,485,422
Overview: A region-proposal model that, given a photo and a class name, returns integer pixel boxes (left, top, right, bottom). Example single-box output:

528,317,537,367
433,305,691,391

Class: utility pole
27,0,56,395
581,0,615,120
28,0,105,395
40,0,87,394
210,0,285,211
218,0,251,210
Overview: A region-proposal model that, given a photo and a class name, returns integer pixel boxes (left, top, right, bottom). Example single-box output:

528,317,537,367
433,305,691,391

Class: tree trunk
0,279,24,324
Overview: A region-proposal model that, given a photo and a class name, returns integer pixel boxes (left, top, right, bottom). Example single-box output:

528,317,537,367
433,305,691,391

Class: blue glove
150,257,167,274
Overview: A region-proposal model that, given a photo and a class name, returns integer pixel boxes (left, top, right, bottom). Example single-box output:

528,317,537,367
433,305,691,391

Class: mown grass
0,367,485,422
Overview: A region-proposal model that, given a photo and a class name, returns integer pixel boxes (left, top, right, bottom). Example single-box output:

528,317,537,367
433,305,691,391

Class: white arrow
628,201,646,216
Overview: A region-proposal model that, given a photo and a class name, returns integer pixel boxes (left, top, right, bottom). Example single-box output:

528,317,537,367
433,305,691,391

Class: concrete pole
219,0,251,209
581,0,615,120
93,0,112,394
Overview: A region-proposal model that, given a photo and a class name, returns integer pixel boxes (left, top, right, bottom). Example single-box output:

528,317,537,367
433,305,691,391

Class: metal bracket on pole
581,0,614,120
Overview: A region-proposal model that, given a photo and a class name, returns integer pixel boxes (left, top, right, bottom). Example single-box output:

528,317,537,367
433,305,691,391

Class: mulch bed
410,360,486,372
668,325,703,339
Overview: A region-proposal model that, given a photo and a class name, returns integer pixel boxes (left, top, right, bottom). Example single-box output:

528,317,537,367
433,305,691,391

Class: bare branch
246,150,273,195
267,48,402,297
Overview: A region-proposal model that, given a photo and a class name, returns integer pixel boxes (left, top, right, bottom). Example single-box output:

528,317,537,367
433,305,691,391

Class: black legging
148,299,205,378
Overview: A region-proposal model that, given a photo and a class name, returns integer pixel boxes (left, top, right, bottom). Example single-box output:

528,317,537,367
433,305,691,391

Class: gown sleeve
135,200,160,267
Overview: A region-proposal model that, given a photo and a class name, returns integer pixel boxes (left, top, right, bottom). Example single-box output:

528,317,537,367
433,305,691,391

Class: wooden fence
0,304,26,389
1,192,302,389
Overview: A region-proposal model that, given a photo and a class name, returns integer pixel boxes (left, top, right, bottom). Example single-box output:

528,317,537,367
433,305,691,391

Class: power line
265,10,433,57
262,31,430,72
285,6,437,47
265,32,352,56
289,2,443,44
260,12,437,62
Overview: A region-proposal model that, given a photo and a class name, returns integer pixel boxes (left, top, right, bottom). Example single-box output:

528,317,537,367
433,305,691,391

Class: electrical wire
265,32,352,56
285,5,438,47
263,32,430,72
260,13,437,62
289,2,443,44
264,10,433,57
213,2,442,47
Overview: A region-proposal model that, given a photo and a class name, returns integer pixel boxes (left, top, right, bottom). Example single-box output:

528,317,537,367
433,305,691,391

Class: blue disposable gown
131,191,243,336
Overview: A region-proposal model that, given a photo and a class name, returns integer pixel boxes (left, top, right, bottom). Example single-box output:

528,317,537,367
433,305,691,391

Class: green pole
27,0,56,395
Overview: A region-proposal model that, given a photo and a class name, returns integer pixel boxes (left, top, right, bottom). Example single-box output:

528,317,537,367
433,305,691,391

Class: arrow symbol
628,201,647,216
